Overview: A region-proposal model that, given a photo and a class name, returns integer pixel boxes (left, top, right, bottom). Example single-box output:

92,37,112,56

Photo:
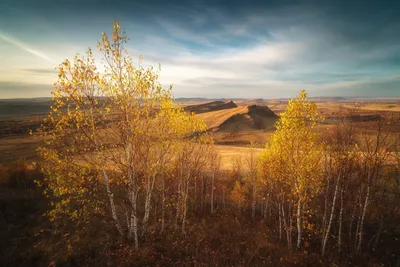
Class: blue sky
1,0,400,99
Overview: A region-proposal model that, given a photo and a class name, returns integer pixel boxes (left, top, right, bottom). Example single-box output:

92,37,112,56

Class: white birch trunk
129,191,139,250
338,186,344,253
357,184,370,254
296,200,302,250
141,173,157,239
288,201,292,248
161,177,165,233
281,200,290,248
211,172,214,214
102,168,124,237
349,186,361,240
278,202,282,241
355,186,364,249
322,177,330,239
322,174,340,256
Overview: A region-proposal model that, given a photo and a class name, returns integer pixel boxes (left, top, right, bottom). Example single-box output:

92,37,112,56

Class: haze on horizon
1,0,400,99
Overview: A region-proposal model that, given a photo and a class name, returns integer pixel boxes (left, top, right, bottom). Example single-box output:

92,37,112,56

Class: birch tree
355,116,397,254
174,137,211,235
321,119,359,256
38,21,206,250
258,90,323,250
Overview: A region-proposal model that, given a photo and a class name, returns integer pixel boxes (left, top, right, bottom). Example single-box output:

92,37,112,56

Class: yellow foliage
258,90,324,200
37,21,208,227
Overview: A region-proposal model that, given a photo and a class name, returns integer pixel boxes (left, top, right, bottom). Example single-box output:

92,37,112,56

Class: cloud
158,20,212,46
139,6,400,97
173,76,400,98
21,68,58,74
0,31,54,63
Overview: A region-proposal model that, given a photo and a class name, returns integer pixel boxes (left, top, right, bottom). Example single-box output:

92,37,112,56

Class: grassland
1,97,399,165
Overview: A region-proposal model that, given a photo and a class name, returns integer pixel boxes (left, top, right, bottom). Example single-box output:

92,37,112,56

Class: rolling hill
193,101,278,132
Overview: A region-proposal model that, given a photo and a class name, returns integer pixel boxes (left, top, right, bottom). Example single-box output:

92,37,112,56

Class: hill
194,102,278,132
185,100,237,114
194,102,278,145
218,105,278,132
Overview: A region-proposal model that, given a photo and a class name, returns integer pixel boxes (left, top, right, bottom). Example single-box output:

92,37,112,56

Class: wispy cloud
21,68,58,74
0,31,54,63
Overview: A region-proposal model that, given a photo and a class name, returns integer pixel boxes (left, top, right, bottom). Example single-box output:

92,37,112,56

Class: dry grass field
215,144,262,170
0,97,399,165
0,134,42,164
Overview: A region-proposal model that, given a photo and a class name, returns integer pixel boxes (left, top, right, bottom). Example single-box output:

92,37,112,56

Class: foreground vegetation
0,22,399,266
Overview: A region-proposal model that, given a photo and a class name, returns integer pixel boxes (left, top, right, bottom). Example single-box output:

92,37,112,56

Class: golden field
1,97,399,166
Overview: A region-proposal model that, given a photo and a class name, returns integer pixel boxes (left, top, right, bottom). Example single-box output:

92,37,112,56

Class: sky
0,0,400,99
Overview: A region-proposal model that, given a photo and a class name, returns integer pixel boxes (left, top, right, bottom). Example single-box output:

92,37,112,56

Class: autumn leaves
38,21,212,249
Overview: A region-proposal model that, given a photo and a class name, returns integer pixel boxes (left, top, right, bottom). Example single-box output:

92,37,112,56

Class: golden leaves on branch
37,20,209,231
